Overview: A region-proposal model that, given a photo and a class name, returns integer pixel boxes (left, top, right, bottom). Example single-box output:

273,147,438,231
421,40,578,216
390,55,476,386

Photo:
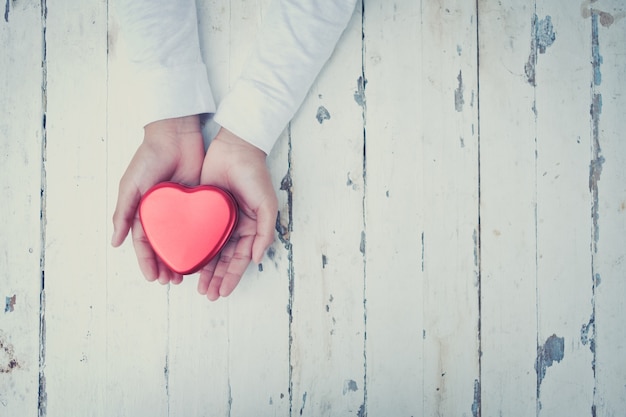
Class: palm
197,128,278,301
112,116,205,285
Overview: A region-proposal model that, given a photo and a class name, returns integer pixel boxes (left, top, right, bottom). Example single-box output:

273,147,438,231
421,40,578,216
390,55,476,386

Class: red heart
139,182,238,275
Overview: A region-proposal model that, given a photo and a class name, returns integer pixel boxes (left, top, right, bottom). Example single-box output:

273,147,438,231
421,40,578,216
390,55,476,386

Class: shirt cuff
131,63,217,127
214,80,291,155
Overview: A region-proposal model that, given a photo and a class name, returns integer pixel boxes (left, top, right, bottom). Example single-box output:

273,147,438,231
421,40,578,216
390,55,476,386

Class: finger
131,217,158,282
198,256,219,295
251,196,278,263
218,234,255,298
206,275,223,301
170,274,184,285
205,242,237,301
156,258,179,285
112,177,142,247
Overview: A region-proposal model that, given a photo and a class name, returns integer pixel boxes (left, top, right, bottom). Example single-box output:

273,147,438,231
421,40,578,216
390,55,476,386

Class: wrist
145,115,202,136
213,128,267,158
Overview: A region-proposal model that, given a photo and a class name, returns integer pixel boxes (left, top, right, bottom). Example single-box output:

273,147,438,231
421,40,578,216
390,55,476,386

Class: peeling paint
454,70,464,112
581,314,596,357
591,13,603,86
38,373,47,417
471,379,480,417
342,379,358,394
277,170,293,248
359,231,366,255
227,378,233,417
284,126,296,417
299,392,307,415
525,14,556,86
38,290,47,417
346,172,357,189
163,354,169,397
582,309,597,384
588,27,603,366
354,76,367,108
535,334,565,387
316,106,331,124
357,403,365,417
535,15,556,53
588,11,603,412
267,246,276,261
590,94,603,245
322,254,328,269
4,0,9,23
4,294,16,313
472,229,479,272
0,336,20,374
581,1,626,28
39,3,49,416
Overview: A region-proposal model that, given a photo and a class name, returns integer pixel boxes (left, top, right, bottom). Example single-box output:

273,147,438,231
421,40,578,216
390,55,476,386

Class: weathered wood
2,0,626,415
362,1,425,414
164,1,231,416
418,2,481,416
172,1,291,415
223,0,291,413
591,1,626,415
0,1,43,415
288,3,366,415
107,4,174,417
42,0,113,416
533,1,595,414
479,1,539,415
363,1,480,415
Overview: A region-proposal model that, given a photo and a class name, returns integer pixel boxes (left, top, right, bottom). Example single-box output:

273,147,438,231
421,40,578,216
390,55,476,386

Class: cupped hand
111,115,205,285
197,128,278,301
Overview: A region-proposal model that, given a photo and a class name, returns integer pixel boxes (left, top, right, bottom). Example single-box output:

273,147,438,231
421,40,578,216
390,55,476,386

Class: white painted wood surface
0,1,43,414
1,1,625,416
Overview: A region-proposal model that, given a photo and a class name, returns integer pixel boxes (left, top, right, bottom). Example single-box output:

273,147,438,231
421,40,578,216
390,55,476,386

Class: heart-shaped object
139,182,238,275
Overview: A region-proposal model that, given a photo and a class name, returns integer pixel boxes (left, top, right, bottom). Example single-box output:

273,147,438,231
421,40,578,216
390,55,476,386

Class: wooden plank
0,1,43,415
361,0,425,414
163,1,231,416
46,1,169,415
478,1,539,415
42,0,110,415
418,2,481,416
533,2,595,414
106,44,172,417
167,1,291,415
107,2,190,417
363,1,480,414
288,4,366,415
590,0,626,414
223,1,292,414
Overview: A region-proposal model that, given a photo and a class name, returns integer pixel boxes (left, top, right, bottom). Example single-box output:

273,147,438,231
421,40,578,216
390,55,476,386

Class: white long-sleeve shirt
118,0,357,154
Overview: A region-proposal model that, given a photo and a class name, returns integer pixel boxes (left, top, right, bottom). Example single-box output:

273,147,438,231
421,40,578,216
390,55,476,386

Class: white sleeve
214,0,358,154
117,0,216,127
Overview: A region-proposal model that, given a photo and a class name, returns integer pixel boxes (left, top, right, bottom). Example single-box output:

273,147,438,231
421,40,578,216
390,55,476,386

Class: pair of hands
111,115,278,301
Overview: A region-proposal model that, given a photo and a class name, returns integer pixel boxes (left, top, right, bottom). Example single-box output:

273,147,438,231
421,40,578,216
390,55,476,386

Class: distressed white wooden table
2,0,625,416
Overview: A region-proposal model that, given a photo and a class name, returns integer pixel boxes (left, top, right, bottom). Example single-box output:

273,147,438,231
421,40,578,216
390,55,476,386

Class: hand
197,128,278,301
111,115,205,285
